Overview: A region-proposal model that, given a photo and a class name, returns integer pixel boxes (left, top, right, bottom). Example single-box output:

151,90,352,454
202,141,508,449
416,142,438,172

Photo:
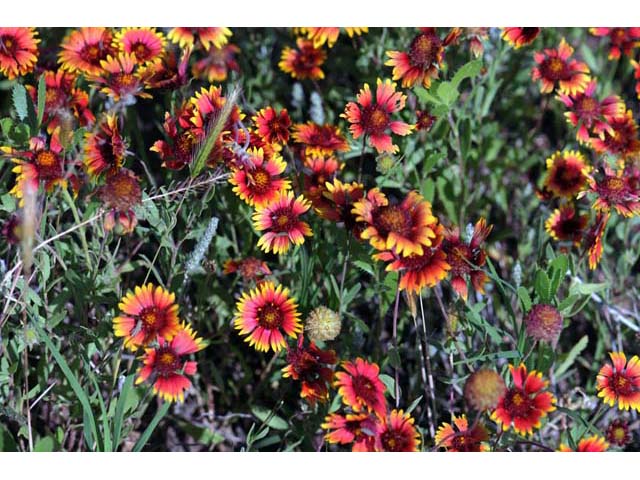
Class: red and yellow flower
229,147,290,208
113,283,181,350
279,38,326,80
385,27,459,88
316,179,365,239
136,323,205,403
605,419,631,447
302,155,342,209
596,351,640,411
114,27,166,65
584,212,610,270
531,38,590,95
0,27,39,79
84,114,127,178
501,28,541,49
559,435,609,452
58,27,116,76
590,110,640,159
167,27,232,51
282,336,337,406
87,52,153,102
150,103,198,170
375,223,450,293
291,122,349,157
334,358,387,419
342,78,414,154
583,166,640,218
491,363,556,436
252,191,313,254
590,28,640,59
189,85,242,139
296,27,368,48
192,44,240,83
544,150,590,198
545,205,589,246
322,412,379,452
253,107,291,146
435,414,490,452
233,281,302,353
442,218,492,300
223,257,271,282
98,168,142,235
374,409,420,452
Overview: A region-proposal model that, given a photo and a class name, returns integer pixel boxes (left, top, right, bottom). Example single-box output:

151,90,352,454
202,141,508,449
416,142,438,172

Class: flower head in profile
252,191,313,254
279,38,326,80
322,412,380,452
545,205,589,247
544,150,590,198
596,352,640,411
282,336,337,406
167,27,232,51
584,212,610,270
59,27,116,76
491,363,556,436
590,110,640,159
223,257,271,282
192,43,240,83
342,78,414,154
136,324,206,403
113,283,181,350
374,409,420,452
559,435,609,452
98,168,142,235
291,122,349,158
435,414,490,451
531,38,590,95
253,107,291,146
353,189,437,257
590,28,640,59
385,27,459,88
0,27,39,79
84,114,127,178
334,358,387,419
442,218,492,300
501,27,541,49
87,52,153,103
233,281,302,353
583,165,640,218
150,103,198,170
114,27,166,65
229,147,290,208
296,27,368,48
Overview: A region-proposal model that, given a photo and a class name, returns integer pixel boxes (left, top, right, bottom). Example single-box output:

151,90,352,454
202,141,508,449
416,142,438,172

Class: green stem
61,187,92,271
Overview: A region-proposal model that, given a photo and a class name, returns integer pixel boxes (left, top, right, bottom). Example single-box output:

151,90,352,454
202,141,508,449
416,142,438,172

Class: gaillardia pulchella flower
279,38,326,80
596,352,640,411
545,205,589,246
501,27,541,49
167,27,232,51
605,419,632,447
58,27,116,76
491,363,556,436
584,212,610,270
113,283,181,350
229,147,290,208
435,414,490,452
291,122,349,157
531,38,590,96
583,165,640,218
353,189,437,257
136,323,205,403
375,409,421,452
544,150,590,198
590,28,640,59
252,191,313,255
192,43,240,83
589,110,640,159
233,281,302,353
342,78,414,154
322,412,379,452
317,178,365,238
334,358,387,419
87,52,153,103
98,168,142,235
252,107,291,146
559,435,609,452
0,27,39,79
525,304,564,346
114,27,166,65
296,27,368,48
223,257,271,282
84,114,127,178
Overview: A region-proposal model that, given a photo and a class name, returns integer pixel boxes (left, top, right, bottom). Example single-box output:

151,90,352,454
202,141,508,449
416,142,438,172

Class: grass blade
112,374,135,450
133,401,171,452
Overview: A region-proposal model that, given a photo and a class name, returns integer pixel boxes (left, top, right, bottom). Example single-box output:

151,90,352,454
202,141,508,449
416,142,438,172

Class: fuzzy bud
464,369,506,411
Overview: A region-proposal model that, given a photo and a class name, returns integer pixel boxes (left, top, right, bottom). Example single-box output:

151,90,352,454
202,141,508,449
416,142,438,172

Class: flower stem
61,187,92,271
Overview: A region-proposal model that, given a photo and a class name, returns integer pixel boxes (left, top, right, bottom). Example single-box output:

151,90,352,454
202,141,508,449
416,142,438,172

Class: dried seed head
305,306,341,343
525,304,563,345
464,368,506,411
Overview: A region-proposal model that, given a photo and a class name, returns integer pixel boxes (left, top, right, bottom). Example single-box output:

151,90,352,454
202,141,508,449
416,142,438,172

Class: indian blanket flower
375,223,450,293
544,150,590,198
590,28,640,59
525,304,564,346
531,38,590,96
322,412,379,452
192,43,240,83
223,257,271,282
98,168,142,235
342,78,414,154
113,283,181,350
545,205,589,246
167,27,232,51
291,122,349,157
87,52,152,103
253,107,291,146
461,27,489,58
233,281,302,353
605,419,632,447
114,27,166,65
252,191,313,255
84,114,127,178
305,306,341,343
353,189,437,257
189,85,242,139
385,27,459,88
279,38,326,80
491,363,556,436
0,27,39,79
435,415,490,452
501,27,541,49
334,358,387,419
557,80,625,144
136,323,205,403
596,352,640,411
151,104,199,170
282,336,337,406
296,27,368,48
584,212,609,270
317,178,365,238
375,409,421,452
442,218,492,300
229,147,290,208
144,45,192,91
583,166,640,217
590,110,640,159
632,59,640,99
1,214,21,246
559,436,609,452
58,27,116,76
302,155,342,209
415,109,436,132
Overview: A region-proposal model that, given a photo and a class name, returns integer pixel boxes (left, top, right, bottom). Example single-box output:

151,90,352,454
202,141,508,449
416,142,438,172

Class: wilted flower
464,369,507,411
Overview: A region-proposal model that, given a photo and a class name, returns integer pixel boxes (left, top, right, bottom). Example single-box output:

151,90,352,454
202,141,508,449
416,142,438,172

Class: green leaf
353,260,374,276
34,436,56,452
133,402,171,452
379,374,396,400
387,347,401,368
12,83,28,121
251,406,288,431
517,286,532,312
437,81,459,106
555,335,588,378
406,395,423,415
571,282,607,296
36,74,46,129
112,374,135,450
534,269,551,303
451,59,483,90
414,86,441,105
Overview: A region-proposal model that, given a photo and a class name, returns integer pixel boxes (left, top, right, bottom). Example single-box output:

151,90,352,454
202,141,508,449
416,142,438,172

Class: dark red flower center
257,302,283,329
101,173,142,210
445,242,473,275
0,35,18,55
575,97,599,119
132,42,152,61
399,250,438,271
154,346,184,377
247,167,271,194
550,161,584,193
611,28,627,45
554,213,585,239
373,204,412,238
409,32,441,68
35,151,62,180
503,388,534,418
609,372,634,396
604,176,625,194
294,47,322,73
114,73,137,90
80,43,105,66
450,433,480,452
540,57,570,81
351,374,378,405
270,206,296,232
360,105,390,136
380,428,411,452
139,306,167,333
520,28,540,42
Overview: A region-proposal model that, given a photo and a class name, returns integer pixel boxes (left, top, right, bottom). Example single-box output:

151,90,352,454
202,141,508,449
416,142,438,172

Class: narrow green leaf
36,74,46,129
406,395,423,415
534,269,551,303
251,406,288,431
517,286,532,312
379,374,396,400
112,374,135,450
12,83,28,121
555,335,588,378
133,402,171,452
